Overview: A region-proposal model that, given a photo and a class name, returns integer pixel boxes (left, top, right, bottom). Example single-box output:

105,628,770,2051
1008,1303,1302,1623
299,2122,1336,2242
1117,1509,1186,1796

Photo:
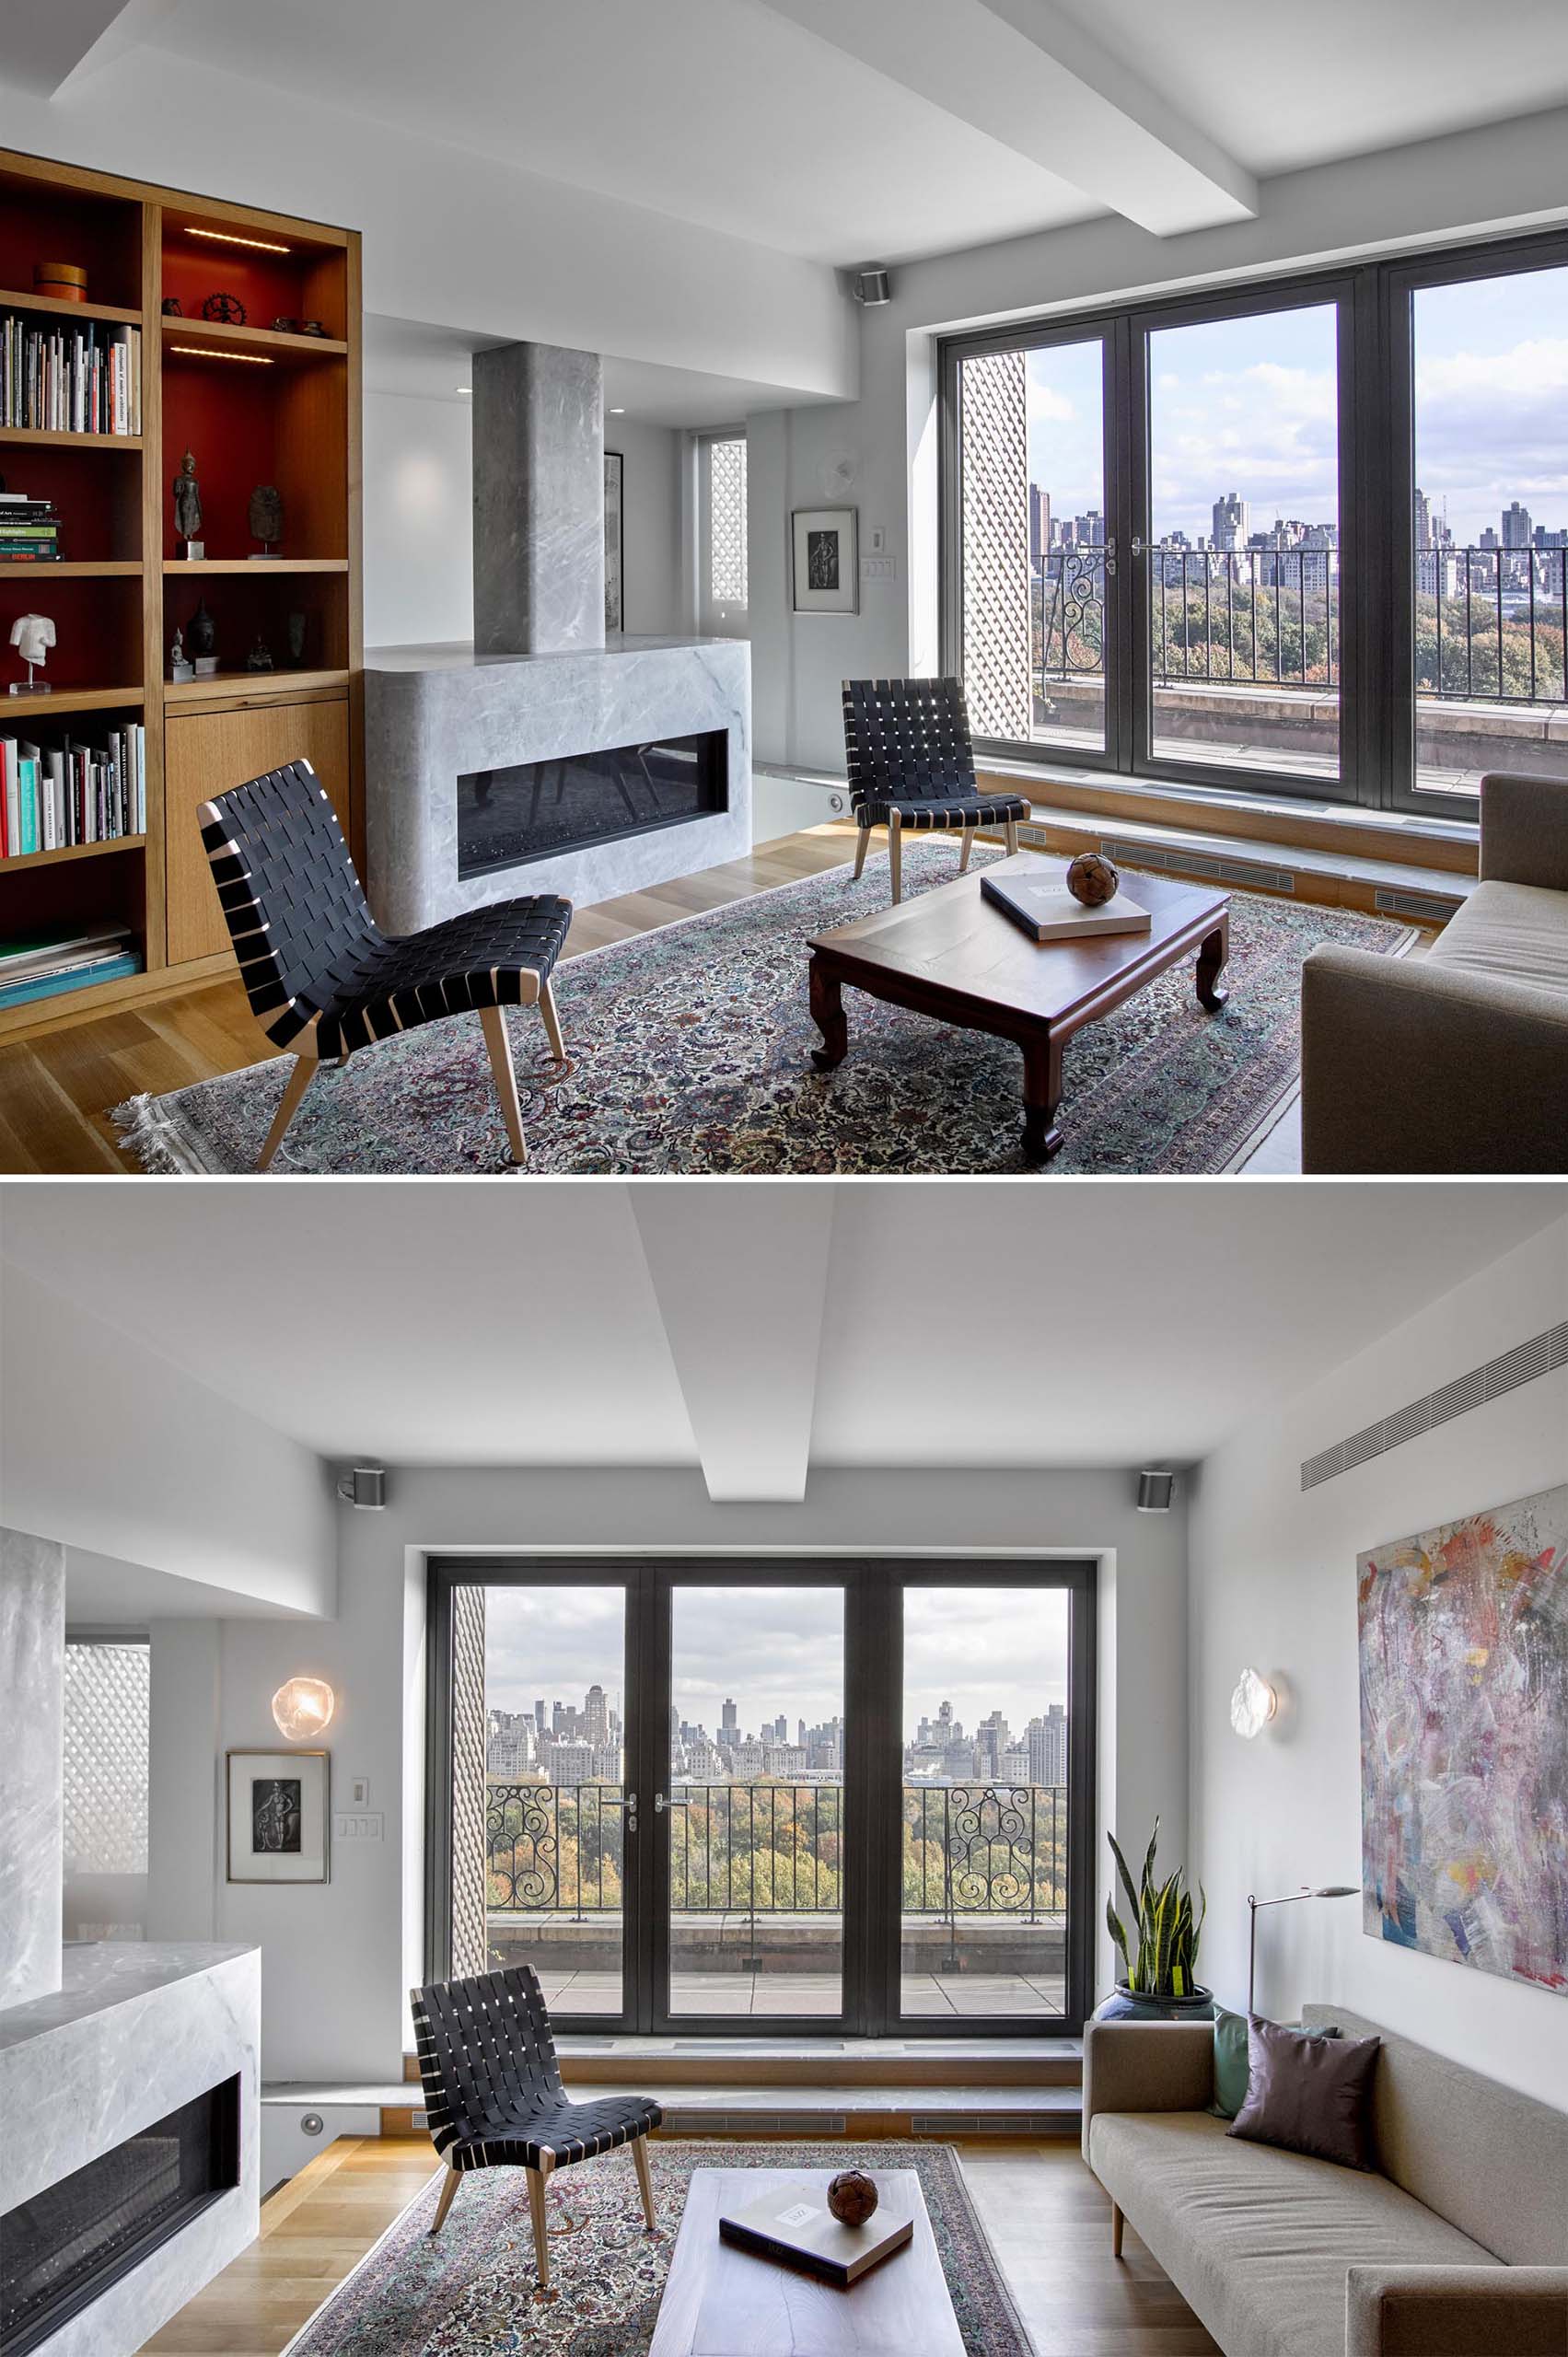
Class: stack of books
1,725,146,856
0,921,141,1012
718,2181,913,2286
1,312,142,435
0,488,63,562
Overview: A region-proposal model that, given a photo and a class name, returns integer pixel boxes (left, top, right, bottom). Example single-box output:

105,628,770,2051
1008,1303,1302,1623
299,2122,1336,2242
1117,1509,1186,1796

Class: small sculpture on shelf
246,633,274,673
286,610,308,668
161,296,183,317
169,622,193,684
202,291,246,325
8,613,55,696
249,483,283,560
188,595,219,678
173,449,204,559
826,2170,877,2228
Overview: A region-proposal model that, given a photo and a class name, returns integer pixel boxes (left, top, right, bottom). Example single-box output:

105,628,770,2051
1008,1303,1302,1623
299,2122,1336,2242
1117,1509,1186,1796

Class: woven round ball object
1066,850,1120,906
827,2168,878,2228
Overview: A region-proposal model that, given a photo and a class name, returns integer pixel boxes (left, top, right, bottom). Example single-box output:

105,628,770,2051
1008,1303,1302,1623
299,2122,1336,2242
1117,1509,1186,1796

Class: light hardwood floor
139,2133,1219,2356
0,824,1325,1176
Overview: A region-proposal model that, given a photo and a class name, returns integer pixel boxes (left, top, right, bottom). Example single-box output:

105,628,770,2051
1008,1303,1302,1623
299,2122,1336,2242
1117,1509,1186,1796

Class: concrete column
146,1620,220,1943
0,1527,64,2008
472,341,604,656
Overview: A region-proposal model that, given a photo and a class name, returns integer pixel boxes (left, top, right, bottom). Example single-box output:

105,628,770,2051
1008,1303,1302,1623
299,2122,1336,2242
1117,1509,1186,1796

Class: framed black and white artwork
226,1749,330,1883
792,506,858,614
605,449,624,633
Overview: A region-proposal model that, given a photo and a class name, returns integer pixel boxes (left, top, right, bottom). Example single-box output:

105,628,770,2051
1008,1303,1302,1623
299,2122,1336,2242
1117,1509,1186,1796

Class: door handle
610,1791,637,1833
655,1793,687,1813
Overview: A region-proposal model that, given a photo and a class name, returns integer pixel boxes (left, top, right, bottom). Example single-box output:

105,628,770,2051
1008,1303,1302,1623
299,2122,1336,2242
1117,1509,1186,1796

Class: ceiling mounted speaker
337,1465,387,1510
1135,1469,1177,1513
852,268,891,306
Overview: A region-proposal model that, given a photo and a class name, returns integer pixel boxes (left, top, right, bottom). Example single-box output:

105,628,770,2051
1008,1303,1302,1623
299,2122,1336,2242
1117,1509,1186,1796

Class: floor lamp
1247,1886,1358,2015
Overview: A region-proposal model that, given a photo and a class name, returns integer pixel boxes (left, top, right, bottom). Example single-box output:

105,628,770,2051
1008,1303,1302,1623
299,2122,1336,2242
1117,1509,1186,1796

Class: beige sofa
1301,772,1568,1171
1083,2005,1568,2357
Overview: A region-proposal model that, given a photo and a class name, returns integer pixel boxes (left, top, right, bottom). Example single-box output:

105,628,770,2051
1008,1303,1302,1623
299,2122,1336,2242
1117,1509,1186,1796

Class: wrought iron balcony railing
1026,543,1568,705
484,1779,1068,1925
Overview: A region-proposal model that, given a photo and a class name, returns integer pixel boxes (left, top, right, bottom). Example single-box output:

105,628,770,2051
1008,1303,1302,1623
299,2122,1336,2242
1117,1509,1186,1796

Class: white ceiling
364,313,801,428
101,0,1568,267
5,1184,1561,1491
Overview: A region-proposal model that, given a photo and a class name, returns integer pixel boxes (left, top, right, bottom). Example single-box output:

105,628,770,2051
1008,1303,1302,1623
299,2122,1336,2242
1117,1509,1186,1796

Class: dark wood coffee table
648,2167,963,2357
807,852,1230,1164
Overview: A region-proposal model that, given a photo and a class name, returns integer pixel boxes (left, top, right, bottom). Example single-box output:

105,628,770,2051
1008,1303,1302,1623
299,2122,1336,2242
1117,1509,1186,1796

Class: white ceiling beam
630,1185,835,1504
757,0,1257,237
0,1,146,99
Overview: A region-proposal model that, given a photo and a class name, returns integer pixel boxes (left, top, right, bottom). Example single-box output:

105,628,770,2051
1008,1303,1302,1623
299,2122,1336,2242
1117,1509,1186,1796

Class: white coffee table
648,2166,964,2356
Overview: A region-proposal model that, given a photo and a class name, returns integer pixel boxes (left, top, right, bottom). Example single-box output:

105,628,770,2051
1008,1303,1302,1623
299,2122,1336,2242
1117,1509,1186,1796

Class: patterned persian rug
281,2139,1032,2357
113,842,1413,1176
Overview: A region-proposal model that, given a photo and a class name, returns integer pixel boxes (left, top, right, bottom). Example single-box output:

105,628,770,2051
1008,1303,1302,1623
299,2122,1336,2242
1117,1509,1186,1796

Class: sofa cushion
1430,880,1568,994
1089,2110,1500,2357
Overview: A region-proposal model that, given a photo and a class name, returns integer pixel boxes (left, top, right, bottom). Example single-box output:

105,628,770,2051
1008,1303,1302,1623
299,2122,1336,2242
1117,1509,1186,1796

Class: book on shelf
981,869,1155,943
2,313,141,435
0,724,145,858
717,2181,914,2287
0,491,64,560
0,920,140,1011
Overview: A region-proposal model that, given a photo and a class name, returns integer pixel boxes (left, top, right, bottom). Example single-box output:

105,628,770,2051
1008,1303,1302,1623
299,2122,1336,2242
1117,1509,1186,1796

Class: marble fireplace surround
364,633,752,934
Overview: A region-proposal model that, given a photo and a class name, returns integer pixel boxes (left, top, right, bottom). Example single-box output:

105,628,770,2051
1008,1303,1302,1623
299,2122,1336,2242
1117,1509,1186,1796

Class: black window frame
940,223,1568,824
426,1553,1098,2041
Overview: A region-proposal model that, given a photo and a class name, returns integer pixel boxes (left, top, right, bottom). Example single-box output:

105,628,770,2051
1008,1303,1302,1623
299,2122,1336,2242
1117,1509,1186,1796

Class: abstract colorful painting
1359,1484,1567,1993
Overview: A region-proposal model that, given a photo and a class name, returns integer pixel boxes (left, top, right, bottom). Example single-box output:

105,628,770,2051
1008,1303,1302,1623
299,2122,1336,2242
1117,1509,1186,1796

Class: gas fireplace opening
457,727,729,878
0,2077,240,2357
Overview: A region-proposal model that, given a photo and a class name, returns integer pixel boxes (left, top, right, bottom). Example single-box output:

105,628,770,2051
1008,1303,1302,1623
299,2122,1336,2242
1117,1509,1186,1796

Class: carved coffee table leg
809,953,849,1070
1196,914,1230,1010
1020,1032,1064,1165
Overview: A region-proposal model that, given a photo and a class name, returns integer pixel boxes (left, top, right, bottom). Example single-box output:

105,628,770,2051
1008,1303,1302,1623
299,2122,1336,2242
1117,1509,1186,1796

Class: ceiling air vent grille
1300,1319,1567,1492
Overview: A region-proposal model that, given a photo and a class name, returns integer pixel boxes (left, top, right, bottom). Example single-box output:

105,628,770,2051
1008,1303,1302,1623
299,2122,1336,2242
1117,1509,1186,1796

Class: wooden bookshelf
0,142,362,1034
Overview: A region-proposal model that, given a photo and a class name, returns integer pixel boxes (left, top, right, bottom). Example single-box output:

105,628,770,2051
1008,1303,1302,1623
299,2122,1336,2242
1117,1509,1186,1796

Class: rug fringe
110,1090,224,1176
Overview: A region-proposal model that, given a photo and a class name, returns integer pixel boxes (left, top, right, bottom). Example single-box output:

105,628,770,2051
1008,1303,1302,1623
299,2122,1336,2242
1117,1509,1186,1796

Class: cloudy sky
483,1583,1070,1752
1021,262,1568,550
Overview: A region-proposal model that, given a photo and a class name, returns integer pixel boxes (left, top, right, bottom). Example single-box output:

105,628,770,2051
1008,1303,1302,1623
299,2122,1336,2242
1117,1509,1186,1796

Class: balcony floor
530,1968,1067,2020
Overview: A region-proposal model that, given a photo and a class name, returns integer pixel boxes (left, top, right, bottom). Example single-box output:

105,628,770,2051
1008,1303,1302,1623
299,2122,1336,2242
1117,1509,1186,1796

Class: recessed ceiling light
186,225,292,254
610,406,625,414
455,384,471,396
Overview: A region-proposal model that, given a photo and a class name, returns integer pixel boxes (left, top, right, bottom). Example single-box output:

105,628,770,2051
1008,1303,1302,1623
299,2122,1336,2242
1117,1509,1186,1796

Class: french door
427,1558,1096,2038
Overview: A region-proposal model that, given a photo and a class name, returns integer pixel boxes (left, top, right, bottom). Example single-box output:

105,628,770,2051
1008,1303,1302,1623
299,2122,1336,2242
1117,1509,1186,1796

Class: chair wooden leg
257,1054,319,1172
527,2163,552,2291
889,811,903,903
429,2165,462,2235
1111,2200,1125,2259
853,825,870,881
480,1003,528,1167
632,2133,656,2229
1005,819,1019,856
958,825,976,874
537,976,567,1067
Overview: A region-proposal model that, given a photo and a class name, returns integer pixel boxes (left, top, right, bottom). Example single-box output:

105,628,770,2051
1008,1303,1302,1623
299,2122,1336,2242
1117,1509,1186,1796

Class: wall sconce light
272,1677,336,1741
1229,1667,1278,1738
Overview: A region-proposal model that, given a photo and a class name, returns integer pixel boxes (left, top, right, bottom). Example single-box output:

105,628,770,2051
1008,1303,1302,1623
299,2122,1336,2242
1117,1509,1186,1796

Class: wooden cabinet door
164,698,352,967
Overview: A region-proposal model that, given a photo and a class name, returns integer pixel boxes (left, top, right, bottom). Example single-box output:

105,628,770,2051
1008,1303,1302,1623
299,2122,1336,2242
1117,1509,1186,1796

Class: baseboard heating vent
1099,838,1295,894
1300,1319,1568,1491
1375,888,1461,925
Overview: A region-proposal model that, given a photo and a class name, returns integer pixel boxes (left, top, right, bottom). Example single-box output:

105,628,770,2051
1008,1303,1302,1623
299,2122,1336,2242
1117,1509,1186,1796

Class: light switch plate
869,525,887,553
862,556,896,580
351,1776,370,1806
333,1811,384,1841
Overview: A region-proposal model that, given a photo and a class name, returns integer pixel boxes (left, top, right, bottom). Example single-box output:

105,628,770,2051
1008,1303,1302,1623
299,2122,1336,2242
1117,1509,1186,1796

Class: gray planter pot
1095,1980,1215,2024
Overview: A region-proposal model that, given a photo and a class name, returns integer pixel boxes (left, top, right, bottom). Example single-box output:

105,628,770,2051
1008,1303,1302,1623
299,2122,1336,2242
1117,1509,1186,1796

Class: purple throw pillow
1227,2014,1381,2170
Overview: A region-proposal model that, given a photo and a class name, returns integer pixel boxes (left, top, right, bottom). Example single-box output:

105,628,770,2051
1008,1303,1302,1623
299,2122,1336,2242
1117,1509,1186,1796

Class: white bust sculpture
9,612,55,693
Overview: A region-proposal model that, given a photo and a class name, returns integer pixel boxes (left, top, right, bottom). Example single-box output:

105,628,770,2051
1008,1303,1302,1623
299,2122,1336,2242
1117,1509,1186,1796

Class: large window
697,431,749,636
944,229,1568,818
429,1558,1095,2038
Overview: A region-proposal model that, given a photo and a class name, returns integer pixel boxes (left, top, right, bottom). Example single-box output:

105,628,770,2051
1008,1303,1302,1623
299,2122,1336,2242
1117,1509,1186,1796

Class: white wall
0,1265,337,1620
203,1465,1186,2082
363,392,472,649
609,418,683,637
748,101,1568,769
1188,1214,1568,2107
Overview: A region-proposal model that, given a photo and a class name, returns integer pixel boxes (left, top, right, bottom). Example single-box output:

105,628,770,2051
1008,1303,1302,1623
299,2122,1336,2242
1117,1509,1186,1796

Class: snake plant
1106,1817,1207,1995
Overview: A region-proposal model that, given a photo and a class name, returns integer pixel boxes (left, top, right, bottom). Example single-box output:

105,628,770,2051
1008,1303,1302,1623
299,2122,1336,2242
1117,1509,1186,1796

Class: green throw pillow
1210,2010,1339,2119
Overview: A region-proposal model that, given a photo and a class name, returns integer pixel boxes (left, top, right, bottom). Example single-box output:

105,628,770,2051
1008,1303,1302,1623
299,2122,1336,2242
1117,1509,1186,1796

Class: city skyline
1018,263,1568,549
